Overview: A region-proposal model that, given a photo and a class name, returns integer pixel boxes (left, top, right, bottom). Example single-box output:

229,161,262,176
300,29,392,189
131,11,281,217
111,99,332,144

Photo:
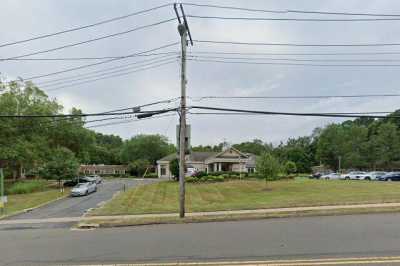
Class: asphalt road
2,213,400,265
0,179,157,230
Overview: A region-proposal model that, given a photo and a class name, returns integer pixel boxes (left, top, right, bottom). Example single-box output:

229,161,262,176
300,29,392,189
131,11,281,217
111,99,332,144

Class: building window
248,168,255,173
95,170,100,174
161,167,166,176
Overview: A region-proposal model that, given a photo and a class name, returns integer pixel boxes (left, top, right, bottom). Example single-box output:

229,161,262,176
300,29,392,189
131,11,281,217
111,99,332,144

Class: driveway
0,178,158,229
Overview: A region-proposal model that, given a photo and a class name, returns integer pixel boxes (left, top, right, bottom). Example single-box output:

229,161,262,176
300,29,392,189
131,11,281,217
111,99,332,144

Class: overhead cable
0,3,172,48
3,18,176,61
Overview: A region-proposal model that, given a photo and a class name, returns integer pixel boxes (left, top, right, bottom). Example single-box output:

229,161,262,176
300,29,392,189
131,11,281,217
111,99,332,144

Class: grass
6,179,49,194
1,189,67,217
91,178,400,216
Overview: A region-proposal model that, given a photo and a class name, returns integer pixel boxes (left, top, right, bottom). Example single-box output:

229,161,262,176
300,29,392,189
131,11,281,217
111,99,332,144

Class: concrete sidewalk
2,202,400,225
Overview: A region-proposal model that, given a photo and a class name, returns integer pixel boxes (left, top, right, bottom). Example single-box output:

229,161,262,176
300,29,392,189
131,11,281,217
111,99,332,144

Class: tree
128,159,150,177
169,158,179,180
274,136,316,173
120,134,175,164
284,161,297,174
256,152,282,184
233,139,272,155
40,148,79,180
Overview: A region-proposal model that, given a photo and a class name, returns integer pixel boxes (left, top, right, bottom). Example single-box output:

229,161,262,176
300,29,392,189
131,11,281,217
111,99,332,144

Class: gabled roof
210,147,249,160
157,152,218,163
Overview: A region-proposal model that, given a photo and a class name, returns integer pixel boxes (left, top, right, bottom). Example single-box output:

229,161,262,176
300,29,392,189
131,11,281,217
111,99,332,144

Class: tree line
1,81,400,179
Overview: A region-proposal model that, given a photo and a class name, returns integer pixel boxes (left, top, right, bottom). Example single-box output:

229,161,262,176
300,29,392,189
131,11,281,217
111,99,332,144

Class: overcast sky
1,0,400,146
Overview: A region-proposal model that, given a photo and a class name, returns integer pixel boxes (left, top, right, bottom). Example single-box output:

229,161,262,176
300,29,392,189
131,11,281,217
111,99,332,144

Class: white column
218,163,222,172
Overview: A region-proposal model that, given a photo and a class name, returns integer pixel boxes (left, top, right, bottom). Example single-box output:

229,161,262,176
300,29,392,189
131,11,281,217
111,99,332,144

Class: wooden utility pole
174,3,193,218
178,23,187,218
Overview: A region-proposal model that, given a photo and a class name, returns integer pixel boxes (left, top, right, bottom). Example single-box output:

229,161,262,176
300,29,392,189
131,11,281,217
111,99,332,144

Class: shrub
143,173,158,178
6,180,48,195
187,175,225,183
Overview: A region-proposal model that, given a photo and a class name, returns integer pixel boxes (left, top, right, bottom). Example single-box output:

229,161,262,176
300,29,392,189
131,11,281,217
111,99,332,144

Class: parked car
63,176,92,187
310,172,322,179
357,171,386,181
321,173,341,180
87,175,103,184
70,182,97,196
341,171,367,180
378,172,400,181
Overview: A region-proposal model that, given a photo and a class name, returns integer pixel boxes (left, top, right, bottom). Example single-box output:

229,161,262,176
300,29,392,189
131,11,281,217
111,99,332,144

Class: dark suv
378,172,400,181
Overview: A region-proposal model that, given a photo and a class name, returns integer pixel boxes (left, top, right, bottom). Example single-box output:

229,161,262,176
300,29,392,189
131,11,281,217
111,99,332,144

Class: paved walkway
1,202,400,225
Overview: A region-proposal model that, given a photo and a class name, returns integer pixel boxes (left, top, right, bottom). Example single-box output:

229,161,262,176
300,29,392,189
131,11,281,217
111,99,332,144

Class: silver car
70,182,97,197
87,175,103,184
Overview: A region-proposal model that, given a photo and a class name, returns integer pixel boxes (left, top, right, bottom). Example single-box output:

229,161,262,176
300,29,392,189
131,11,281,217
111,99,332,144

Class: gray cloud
1,0,400,145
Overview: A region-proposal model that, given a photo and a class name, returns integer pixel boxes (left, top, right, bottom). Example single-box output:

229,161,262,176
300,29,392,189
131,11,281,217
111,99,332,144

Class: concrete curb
3,202,400,227
0,192,69,220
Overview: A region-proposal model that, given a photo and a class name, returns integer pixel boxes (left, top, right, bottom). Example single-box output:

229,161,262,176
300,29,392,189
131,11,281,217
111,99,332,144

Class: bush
6,180,48,195
143,173,158,178
187,175,224,183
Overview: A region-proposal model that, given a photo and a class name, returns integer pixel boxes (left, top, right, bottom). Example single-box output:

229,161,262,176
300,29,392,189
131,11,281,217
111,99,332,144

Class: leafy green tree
40,148,79,180
169,158,179,180
256,153,282,184
128,159,150,177
274,136,316,173
120,134,175,164
233,139,272,155
284,161,297,174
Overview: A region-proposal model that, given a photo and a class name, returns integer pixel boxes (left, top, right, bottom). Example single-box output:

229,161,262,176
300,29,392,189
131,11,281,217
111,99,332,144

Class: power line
188,55,400,63
18,42,178,81
188,58,400,67
38,98,180,126
39,54,178,87
0,3,172,48
194,40,400,47
86,113,176,129
192,94,400,100
0,107,178,119
45,59,177,91
0,52,179,61
187,14,400,22
190,106,400,119
181,3,400,17
3,18,176,61
189,50,400,56
189,111,393,115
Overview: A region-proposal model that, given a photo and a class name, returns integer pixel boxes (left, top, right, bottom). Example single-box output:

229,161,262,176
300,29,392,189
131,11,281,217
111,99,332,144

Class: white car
87,175,103,184
321,173,341,180
70,182,97,197
341,171,367,180
357,171,386,181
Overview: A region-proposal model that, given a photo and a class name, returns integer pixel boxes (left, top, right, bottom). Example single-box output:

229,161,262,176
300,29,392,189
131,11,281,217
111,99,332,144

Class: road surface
1,178,157,229
2,212,400,265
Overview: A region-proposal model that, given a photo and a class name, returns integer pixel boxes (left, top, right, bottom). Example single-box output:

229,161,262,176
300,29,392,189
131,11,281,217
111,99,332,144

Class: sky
1,0,400,146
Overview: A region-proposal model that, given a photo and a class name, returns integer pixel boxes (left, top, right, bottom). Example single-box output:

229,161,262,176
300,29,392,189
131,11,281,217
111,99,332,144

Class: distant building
156,147,256,179
79,164,128,175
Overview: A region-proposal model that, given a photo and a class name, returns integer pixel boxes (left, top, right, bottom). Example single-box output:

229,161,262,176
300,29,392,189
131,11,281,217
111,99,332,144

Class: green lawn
91,179,400,216
1,189,66,217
